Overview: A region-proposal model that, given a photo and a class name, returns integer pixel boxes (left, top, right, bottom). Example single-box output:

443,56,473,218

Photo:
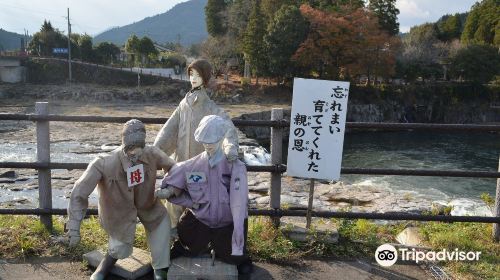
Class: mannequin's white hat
194,115,229,144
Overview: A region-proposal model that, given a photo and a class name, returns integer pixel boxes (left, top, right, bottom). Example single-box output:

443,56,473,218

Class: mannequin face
203,141,222,157
124,146,144,163
189,69,203,88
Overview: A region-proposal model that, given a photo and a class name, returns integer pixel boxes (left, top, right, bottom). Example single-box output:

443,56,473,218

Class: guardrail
1,103,499,241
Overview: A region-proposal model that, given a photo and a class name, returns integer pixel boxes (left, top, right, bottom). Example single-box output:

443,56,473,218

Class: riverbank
0,100,495,217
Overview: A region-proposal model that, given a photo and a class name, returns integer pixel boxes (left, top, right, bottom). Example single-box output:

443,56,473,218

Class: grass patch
420,222,500,280
247,217,299,261
0,215,148,260
1,215,498,279
247,217,499,279
247,217,405,261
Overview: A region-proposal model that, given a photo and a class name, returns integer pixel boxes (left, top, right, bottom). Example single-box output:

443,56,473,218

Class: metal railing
0,103,499,240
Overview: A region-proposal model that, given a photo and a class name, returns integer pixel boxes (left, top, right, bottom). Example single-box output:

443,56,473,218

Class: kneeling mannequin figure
156,115,253,275
67,119,175,280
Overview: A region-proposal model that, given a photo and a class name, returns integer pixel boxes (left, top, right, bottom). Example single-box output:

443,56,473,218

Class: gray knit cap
122,119,146,148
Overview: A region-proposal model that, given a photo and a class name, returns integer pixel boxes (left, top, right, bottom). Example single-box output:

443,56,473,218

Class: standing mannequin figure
154,59,239,229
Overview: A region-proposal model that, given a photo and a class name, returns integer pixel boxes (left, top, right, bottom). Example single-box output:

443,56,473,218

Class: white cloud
397,0,478,33
397,0,430,19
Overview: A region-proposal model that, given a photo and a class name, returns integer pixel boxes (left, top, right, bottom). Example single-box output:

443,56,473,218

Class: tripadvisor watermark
375,244,481,267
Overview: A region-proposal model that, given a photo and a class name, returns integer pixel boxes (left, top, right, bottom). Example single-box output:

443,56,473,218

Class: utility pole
25,30,28,50
67,8,72,84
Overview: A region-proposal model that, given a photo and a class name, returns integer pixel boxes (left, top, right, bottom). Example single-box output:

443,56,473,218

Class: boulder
396,227,424,247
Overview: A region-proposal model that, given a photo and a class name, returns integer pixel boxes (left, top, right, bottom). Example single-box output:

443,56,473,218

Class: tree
226,0,252,50
264,5,308,81
138,36,158,65
308,0,365,12
124,35,157,65
159,51,187,68
293,4,398,82
138,36,158,57
94,42,120,64
28,20,67,56
261,0,301,21
436,14,463,41
345,9,401,83
201,35,237,76
78,34,94,62
461,0,500,47
242,0,268,83
368,0,399,36
186,43,201,57
398,23,447,82
125,34,140,54
205,0,227,37
449,44,500,83
41,20,54,33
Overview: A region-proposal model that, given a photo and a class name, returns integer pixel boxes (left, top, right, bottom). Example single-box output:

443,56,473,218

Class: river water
340,131,498,201
0,131,497,211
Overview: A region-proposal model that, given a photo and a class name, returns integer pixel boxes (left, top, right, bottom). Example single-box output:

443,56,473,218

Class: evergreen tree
138,36,158,57
264,5,308,81
261,0,301,21
28,20,67,56
368,0,399,36
436,14,462,41
78,34,94,62
205,0,227,36
94,42,120,64
226,0,252,51
41,20,54,32
461,0,500,46
308,0,365,12
242,0,268,82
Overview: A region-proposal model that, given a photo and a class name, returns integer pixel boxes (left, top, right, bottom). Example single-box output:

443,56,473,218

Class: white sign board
127,164,145,187
286,78,350,180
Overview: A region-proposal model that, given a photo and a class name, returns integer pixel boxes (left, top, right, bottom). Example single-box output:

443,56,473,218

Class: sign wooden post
306,179,315,229
287,78,350,229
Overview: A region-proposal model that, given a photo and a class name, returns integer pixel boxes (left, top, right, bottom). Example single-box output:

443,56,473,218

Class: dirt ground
0,257,432,280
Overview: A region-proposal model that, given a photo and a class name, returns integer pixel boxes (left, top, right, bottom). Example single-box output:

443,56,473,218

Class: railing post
36,102,52,230
270,108,283,227
493,156,500,242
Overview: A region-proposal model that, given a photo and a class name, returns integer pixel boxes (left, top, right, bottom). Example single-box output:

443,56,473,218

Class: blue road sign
52,48,68,54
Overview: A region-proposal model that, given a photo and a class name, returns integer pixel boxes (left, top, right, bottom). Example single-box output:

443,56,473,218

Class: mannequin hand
155,187,175,199
68,229,81,247
192,203,200,210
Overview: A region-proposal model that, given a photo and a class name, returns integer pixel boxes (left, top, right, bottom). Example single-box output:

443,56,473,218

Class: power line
0,2,62,17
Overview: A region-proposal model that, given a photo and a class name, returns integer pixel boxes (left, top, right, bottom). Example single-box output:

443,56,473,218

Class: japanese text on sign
286,78,350,180
127,164,145,187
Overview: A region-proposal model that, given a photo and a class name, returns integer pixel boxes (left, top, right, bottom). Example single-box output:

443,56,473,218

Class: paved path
0,257,432,280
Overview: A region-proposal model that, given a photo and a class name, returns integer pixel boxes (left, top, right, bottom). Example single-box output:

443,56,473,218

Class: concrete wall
0,57,21,67
0,66,25,83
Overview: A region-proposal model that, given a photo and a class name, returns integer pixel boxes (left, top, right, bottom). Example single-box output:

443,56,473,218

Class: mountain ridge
93,0,208,47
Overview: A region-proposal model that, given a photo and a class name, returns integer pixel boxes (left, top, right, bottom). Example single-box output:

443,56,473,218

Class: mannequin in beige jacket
67,119,175,280
153,59,239,228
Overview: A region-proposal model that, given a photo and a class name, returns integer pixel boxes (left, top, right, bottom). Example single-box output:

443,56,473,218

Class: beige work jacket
67,146,175,243
153,88,239,162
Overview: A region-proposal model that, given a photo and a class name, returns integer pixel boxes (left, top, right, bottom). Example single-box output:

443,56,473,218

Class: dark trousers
171,210,250,266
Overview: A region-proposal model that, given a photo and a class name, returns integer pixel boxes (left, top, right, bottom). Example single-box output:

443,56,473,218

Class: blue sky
0,0,480,37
